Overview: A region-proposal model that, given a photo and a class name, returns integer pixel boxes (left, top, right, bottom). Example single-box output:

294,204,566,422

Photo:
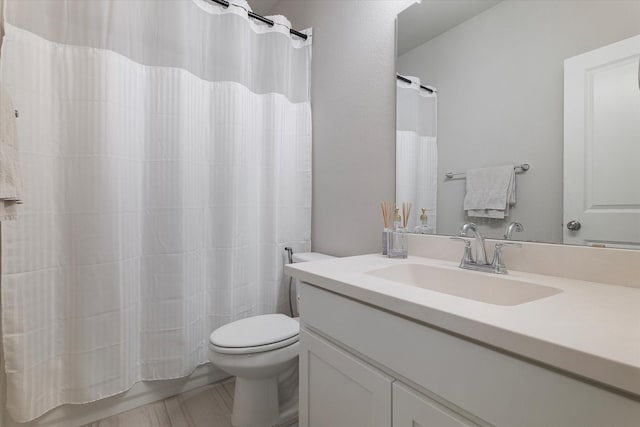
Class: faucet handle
492,241,522,274
450,236,473,246
495,241,522,249
450,237,474,265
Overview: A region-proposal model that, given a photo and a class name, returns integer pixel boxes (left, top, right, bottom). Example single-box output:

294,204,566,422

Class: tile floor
83,379,298,427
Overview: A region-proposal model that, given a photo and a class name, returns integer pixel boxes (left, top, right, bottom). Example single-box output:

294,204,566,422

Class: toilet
208,252,335,427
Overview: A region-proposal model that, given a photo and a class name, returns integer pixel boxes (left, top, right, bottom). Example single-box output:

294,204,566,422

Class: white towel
0,84,22,220
463,165,515,219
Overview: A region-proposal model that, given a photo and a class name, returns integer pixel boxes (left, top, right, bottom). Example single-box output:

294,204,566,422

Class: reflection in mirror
396,0,640,247
564,34,640,249
396,75,437,233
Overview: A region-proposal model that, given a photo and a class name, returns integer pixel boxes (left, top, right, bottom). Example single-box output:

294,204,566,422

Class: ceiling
397,0,502,56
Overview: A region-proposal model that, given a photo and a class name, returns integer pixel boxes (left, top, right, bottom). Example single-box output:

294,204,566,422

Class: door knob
567,220,581,231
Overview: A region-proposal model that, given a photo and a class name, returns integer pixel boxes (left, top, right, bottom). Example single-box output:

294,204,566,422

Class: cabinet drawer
393,382,479,427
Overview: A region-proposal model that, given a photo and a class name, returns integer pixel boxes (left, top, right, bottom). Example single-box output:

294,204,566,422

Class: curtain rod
396,74,434,94
210,0,308,40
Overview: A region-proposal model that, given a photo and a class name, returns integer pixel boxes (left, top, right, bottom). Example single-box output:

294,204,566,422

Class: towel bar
445,163,529,179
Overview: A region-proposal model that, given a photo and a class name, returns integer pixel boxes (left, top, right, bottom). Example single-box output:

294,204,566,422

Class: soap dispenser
414,208,434,234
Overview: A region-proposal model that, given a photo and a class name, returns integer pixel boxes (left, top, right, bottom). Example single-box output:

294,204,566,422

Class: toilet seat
210,335,299,355
209,314,300,355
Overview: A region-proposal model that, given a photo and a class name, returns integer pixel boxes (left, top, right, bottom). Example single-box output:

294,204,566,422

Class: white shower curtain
396,77,437,232
0,0,312,421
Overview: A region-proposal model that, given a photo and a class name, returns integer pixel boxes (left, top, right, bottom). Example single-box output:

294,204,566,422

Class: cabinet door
299,329,393,427
393,382,479,427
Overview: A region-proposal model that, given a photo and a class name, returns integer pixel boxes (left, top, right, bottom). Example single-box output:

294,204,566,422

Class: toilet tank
292,252,335,263
289,252,335,317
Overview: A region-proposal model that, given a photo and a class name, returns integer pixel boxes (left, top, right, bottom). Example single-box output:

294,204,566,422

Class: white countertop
286,254,640,398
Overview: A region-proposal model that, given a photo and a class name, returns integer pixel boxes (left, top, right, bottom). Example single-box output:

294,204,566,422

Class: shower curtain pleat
0,0,312,421
396,78,437,232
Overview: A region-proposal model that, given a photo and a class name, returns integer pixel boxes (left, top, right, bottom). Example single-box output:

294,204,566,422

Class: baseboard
3,363,230,427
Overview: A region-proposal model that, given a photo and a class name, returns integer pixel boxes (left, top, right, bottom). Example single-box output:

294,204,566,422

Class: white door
564,34,640,248
298,330,393,427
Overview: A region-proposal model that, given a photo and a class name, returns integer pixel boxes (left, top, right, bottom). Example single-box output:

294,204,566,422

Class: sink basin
366,264,562,306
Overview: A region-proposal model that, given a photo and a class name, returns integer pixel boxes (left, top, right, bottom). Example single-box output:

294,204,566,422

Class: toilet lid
209,314,299,349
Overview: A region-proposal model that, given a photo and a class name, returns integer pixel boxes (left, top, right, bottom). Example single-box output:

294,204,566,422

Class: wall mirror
396,0,640,248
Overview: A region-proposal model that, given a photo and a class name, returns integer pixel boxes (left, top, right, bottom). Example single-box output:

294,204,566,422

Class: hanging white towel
463,165,515,219
0,84,22,220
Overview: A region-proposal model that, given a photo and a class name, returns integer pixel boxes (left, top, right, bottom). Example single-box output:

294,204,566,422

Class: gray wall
398,0,640,243
270,0,412,256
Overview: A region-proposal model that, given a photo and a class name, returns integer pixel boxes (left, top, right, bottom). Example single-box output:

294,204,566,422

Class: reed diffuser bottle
380,202,394,255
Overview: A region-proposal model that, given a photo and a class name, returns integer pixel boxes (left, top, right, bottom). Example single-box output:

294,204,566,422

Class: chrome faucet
504,221,524,240
459,223,488,265
451,222,522,274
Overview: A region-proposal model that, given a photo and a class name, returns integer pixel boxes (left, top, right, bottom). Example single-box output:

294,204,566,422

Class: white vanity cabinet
297,282,640,427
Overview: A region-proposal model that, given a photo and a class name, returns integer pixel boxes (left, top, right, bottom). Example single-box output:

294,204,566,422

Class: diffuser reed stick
380,201,394,229
402,202,412,229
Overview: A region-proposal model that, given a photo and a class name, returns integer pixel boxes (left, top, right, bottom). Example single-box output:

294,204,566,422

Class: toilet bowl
208,252,334,427
209,314,300,427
